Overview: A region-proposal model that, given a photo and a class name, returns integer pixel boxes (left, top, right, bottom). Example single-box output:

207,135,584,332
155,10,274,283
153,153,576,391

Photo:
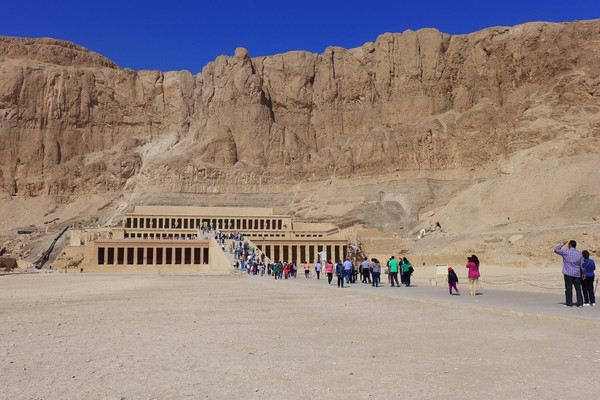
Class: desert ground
1,271,598,400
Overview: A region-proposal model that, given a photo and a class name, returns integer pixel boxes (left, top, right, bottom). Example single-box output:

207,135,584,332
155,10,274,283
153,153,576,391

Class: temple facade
68,206,350,271
122,206,349,265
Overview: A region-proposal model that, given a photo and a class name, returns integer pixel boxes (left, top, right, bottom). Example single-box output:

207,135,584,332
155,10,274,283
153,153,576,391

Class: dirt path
1,272,598,399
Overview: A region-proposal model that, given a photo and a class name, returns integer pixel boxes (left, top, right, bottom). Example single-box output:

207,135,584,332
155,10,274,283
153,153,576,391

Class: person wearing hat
448,267,460,295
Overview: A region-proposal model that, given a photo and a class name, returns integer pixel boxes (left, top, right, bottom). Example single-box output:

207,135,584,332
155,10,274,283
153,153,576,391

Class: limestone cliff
1,20,599,217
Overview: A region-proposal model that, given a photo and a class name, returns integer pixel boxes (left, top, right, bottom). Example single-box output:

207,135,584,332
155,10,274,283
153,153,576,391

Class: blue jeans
372,272,380,287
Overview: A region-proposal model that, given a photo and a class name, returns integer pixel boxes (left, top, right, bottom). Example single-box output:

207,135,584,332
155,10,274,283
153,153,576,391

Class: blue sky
2,1,599,73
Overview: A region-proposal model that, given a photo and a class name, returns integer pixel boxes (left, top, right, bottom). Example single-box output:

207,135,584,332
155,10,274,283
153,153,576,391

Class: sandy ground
1,272,599,400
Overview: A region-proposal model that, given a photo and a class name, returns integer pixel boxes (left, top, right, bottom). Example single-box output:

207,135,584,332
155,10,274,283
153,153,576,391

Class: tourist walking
581,250,595,306
315,261,321,280
361,257,371,284
555,241,585,307
325,260,334,284
371,259,381,287
401,257,413,287
466,255,480,296
343,258,352,284
304,261,310,278
448,267,460,295
284,263,291,279
389,256,400,287
336,260,345,288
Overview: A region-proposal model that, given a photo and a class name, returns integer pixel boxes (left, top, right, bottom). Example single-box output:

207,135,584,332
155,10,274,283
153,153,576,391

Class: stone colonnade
126,216,285,231
255,243,348,264
96,240,210,266
124,232,197,239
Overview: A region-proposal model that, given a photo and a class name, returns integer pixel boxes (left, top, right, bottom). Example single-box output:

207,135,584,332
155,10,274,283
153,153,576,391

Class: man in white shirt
315,261,321,279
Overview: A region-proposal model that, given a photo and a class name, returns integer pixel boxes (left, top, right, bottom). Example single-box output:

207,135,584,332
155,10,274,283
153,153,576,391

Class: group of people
234,249,487,300
228,230,597,309
236,254,418,290
238,254,481,299
555,240,596,307
445,254,481,296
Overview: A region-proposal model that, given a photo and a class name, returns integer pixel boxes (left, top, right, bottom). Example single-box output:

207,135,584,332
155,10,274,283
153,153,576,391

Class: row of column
97,246,209,266
124,232,198,239
258,244,348,265
125,216,284,231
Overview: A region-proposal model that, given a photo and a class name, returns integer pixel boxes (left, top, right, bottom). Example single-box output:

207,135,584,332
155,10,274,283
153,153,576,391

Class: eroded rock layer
1,20,599,200
3,20,600,267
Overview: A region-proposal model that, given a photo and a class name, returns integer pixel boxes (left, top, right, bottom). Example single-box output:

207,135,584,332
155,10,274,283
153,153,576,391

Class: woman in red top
325,260,334,285
466,255,480,295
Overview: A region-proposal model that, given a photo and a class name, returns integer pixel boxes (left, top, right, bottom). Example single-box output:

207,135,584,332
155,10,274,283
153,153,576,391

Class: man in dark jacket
336,260,345,288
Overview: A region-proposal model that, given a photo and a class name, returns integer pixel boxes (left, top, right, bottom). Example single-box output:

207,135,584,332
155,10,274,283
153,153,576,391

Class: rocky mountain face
1,20,600,240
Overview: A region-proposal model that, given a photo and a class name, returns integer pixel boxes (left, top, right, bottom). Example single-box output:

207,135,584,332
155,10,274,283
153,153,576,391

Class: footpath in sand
1,271,598,399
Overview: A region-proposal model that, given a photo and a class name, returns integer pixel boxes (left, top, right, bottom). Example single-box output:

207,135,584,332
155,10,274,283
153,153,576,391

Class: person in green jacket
389,256,400,287
401,257,413,287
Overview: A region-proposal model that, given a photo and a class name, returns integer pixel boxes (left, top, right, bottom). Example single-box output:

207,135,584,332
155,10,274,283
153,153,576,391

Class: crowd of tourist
223,230,596,308
226,234,423,290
